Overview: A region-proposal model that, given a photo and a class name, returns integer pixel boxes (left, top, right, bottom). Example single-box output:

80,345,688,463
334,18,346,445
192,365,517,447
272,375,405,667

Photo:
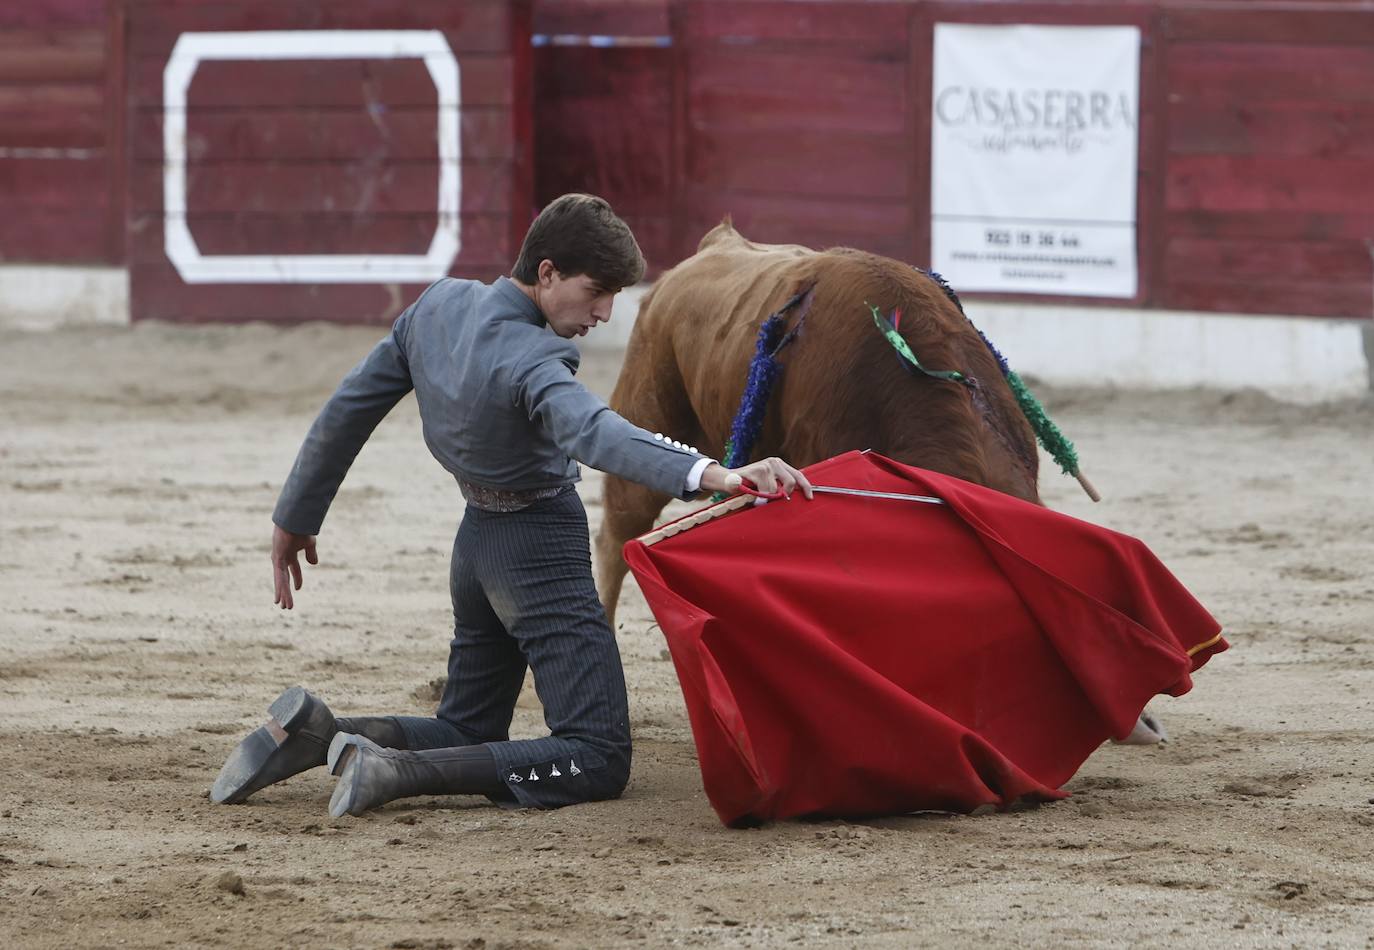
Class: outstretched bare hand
700,457,814,500
271,524,318,610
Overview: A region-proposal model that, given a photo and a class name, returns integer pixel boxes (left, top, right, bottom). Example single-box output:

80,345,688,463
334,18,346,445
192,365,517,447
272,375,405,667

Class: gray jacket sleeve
515,347,702,500
272,313,414,535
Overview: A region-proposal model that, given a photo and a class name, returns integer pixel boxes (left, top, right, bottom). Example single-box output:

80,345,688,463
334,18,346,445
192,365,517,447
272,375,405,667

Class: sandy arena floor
1,320,1372,949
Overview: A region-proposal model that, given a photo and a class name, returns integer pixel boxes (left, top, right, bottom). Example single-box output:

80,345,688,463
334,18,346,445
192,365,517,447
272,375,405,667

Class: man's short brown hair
512,194,645,289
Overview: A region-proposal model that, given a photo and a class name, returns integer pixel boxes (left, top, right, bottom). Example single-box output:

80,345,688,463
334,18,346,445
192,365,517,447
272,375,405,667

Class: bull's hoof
1114,708,1168,746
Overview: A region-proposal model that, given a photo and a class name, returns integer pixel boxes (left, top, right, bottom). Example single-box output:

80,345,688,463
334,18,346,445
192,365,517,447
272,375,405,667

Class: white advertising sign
931,24,1140,297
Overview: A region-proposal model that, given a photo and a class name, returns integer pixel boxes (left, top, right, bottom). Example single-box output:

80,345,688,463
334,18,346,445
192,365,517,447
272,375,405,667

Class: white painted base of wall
4,266,1367,403
0,265,130,330
587,285,1373,404
962,301,1373,405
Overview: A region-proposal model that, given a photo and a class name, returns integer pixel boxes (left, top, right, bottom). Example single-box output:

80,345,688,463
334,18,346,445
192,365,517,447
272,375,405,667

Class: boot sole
327,731,368,818
326,730,354,777
209,686,313,805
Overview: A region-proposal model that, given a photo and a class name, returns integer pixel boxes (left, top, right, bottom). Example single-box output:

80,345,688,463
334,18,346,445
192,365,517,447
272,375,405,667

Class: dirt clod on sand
2,322,1373,947
213,872,245,896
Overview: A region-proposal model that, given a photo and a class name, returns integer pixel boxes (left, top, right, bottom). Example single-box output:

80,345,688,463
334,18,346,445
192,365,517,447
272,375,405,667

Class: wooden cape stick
638,493,754,548
640,473,750,547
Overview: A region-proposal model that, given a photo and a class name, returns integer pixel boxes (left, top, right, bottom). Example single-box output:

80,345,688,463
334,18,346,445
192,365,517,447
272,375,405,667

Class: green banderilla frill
868,302,1100,501
867,303,965,383
1005,370,1076,476
1006,370,1101,499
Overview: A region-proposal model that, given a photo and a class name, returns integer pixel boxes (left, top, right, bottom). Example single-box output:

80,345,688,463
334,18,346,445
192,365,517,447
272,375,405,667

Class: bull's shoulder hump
706,240,813,261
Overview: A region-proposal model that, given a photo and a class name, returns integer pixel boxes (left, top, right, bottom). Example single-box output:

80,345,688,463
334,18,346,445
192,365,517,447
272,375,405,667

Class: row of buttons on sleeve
653,432,699,454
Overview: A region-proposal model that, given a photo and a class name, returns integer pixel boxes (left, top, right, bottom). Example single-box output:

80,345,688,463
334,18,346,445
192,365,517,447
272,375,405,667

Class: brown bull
595,222,1041,625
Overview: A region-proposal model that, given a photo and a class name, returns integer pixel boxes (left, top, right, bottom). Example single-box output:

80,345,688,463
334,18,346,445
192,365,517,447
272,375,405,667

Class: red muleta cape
623,450,1226,826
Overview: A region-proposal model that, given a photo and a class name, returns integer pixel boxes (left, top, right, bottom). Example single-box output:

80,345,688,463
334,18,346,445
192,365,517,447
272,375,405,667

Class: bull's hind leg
596,302,710,627
596,476,674,628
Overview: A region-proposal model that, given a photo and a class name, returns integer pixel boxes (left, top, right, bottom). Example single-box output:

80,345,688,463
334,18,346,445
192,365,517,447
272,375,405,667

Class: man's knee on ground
591,753,631,801
575,734,632,802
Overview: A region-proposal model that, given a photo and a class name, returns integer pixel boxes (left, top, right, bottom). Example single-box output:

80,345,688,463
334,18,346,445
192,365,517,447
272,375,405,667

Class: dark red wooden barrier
0,0,121,263
1161,3,1374,317
671,0,920,265
532,0,1373,319
4,0,1370,321
531,0,675,268
124,0,532,323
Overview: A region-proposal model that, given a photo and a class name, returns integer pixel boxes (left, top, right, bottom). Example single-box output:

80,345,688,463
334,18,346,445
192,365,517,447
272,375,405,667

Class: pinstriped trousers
392,489,632,808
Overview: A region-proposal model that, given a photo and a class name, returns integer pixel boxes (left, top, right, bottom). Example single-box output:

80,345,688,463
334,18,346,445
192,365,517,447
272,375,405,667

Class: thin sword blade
810,486,944,505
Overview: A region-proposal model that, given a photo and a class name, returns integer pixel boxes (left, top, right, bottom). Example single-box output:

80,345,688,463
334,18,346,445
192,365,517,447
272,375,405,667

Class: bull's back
624,235,818,440
772,253,1038,499
619,230,1038,502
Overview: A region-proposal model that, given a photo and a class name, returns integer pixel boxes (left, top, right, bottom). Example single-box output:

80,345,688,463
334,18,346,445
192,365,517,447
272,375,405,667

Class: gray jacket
273,277,702,536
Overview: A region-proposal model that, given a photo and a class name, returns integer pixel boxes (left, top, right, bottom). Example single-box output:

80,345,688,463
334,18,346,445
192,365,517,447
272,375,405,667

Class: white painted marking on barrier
163,30,462,284
0,147,102,160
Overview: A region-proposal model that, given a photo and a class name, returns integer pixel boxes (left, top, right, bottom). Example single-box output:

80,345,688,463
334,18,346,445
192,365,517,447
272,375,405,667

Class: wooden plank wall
125,0,532,323
533,0,1371,318
1161,1,1374,317
0,0,120,263
5,0,1370,320
672,0,918,265
531,0,675,268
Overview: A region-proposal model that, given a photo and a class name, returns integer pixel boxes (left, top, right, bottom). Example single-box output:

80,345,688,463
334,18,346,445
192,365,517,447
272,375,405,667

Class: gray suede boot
211,687,410,804
211,686,337,804
326,733,502,818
